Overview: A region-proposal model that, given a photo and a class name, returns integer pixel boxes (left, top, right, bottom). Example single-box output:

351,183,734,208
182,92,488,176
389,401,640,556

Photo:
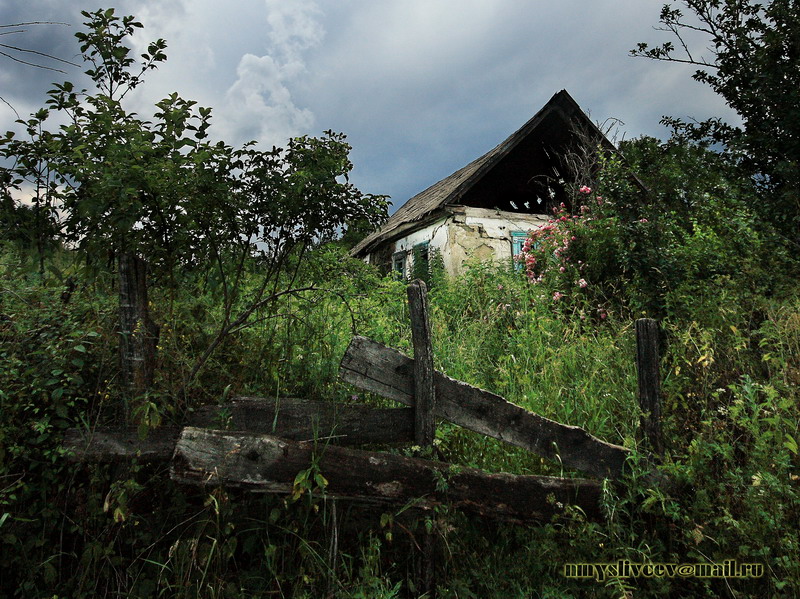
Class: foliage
517,137,795,319
0,9,388,402
1,5,800,599
633,0,800,237
1,235,799,596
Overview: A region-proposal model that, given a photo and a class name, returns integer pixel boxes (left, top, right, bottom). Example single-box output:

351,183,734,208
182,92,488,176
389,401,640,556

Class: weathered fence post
407,279,436,447
407,279,437,597
635,318,663,456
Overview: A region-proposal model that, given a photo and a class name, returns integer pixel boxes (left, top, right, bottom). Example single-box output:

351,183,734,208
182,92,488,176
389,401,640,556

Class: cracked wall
377,207,549,278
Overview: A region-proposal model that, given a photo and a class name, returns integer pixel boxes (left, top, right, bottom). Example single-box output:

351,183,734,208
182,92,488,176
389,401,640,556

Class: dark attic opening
457,108,602,216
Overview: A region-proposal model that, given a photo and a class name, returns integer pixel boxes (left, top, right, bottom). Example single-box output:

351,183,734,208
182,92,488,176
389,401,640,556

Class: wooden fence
64,280,664,595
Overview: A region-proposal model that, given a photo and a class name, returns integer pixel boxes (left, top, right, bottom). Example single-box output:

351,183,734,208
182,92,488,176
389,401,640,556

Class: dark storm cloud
1,0,738,211
0,1,160,116
288,0,737,204
1,3,82,109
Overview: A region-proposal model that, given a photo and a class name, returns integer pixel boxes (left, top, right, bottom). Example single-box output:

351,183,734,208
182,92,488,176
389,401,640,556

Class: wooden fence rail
64,283,665,532
171,427,603,523
340,335,630,479
61,281,670,599
65,397,414,462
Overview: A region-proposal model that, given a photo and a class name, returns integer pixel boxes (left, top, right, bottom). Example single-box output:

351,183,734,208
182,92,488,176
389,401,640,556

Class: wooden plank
406,280,437,597
171,427,603,523
192,397,415,445
63,426,180,463
340,336,630,479
636,319,663,455
64,397,415,462
407,280,436,447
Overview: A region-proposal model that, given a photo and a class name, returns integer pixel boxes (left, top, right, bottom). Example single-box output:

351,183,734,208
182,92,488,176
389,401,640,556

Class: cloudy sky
1,0,736,211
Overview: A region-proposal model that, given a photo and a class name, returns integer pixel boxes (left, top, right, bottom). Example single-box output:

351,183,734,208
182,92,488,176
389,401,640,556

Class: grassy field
1,242,799,598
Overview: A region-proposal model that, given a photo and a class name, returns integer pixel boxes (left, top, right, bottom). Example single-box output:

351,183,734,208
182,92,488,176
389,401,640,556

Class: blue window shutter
511,231,527,270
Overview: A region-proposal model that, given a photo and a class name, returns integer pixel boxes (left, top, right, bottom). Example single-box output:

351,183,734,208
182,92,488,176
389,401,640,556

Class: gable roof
351,90,613,258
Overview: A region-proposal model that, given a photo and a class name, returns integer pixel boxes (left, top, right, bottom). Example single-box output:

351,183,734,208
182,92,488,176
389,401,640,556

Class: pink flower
579,186,592,194
497,284,504,290
559,266,566,273
578,278,588,288
596,196,603,205
553,291,564,301
639,218,648,223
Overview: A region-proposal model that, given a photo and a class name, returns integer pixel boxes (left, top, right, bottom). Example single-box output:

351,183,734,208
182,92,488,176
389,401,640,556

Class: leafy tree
632,0,800,238
0,109,62,271
0,9,388,412
518,135,789,317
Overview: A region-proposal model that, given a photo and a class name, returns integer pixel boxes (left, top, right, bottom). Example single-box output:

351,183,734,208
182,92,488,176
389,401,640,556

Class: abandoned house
350,89,617,278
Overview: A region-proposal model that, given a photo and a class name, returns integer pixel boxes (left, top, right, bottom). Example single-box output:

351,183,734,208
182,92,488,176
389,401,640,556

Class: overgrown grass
1,243,799,597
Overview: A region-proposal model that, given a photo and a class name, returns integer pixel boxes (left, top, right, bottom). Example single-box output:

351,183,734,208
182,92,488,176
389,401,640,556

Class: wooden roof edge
351,90,618,257
350,209,452,258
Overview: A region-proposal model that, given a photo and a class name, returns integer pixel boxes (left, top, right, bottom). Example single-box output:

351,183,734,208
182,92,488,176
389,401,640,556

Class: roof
351,90,613,257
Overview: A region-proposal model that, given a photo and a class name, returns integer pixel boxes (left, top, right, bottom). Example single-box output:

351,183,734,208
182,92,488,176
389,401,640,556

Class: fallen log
64,425,180,463
64,397,415,462
171,427,603,523
339,336,630,479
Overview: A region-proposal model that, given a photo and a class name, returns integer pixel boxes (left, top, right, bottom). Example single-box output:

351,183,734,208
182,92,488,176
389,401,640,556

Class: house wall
368,207,549,278
444,207,549,274
383,217,449,277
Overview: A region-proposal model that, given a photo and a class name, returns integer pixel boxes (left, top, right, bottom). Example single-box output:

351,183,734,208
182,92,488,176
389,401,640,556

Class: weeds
1,239,799,597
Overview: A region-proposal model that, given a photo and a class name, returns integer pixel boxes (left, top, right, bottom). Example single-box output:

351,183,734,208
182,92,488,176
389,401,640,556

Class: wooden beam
171,427,603,523
407,280,436,447
406,280,437,597
192,397,415,445
339,336,630,479
63,426,181,463
64,397,415,462
635,319,663,456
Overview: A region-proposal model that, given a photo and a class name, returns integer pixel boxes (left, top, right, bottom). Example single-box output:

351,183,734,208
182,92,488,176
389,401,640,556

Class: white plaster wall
387,217,450,277
391,217,450,254
461,207,549,238
444,208,550,275
364,208,550,277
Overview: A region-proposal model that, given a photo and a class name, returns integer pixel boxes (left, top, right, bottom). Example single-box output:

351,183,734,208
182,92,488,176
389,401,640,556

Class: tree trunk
118,252,158,414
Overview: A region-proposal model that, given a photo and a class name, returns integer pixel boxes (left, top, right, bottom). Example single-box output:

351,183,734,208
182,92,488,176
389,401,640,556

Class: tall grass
2,244,799,597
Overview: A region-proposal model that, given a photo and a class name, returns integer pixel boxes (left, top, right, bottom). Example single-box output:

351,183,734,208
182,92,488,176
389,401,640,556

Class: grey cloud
215,0,325,147
1,0,739,208
222,53,314,147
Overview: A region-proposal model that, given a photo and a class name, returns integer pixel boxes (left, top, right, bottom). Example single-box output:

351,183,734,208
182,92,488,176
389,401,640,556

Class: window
511,231,528,270
411,241,430,283
392,251,406,279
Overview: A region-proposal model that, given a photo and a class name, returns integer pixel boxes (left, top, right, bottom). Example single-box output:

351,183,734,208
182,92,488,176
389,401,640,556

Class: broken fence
65,280,663,525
